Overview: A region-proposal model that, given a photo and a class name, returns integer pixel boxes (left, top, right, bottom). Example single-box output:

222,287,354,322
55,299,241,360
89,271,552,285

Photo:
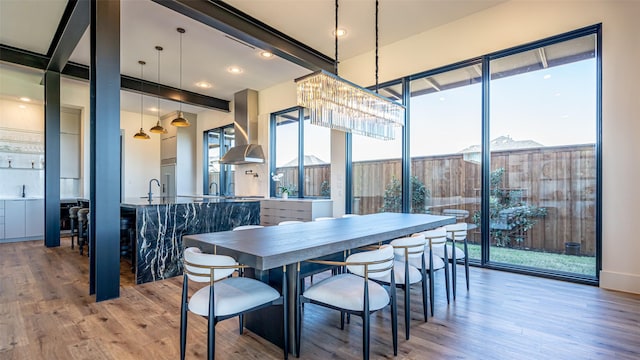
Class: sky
276,57,597,164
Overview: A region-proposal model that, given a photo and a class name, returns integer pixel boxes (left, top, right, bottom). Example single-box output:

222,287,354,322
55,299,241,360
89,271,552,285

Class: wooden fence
276,144,596,255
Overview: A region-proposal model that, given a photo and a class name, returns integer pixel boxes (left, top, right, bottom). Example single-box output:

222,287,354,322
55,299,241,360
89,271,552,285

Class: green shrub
473,168,547,247
380,176,430,213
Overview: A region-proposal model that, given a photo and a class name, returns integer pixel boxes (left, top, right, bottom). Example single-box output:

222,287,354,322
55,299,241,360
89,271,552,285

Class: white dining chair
410,228,449,315
439,222,469,299
295,245,397,360
341,214,360,218
314,217,335,221
377,234,428,340
278,220,304,226
180,247,288,360
232,225,264,231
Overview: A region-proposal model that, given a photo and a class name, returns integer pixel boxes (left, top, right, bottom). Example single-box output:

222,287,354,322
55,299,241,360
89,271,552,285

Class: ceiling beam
46,0,90,72
151,0,335,73
0,44,229,112
0,44,49,69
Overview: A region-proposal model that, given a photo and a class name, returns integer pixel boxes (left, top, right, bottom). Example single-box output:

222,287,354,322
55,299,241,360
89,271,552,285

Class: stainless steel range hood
219,89,265,164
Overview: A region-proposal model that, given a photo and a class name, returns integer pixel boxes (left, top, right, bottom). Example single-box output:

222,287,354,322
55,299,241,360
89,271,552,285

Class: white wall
61,78,163,200
120,110,161,199
257,1,640,294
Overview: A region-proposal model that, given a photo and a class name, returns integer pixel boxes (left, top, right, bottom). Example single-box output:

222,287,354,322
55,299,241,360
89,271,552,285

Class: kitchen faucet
148,178,160,201
209,181,218,196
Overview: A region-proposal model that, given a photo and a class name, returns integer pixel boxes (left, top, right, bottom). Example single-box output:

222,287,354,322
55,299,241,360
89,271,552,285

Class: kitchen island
121,196,260,284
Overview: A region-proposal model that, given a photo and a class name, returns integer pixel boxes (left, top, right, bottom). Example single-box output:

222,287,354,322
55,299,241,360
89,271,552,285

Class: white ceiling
0,0,505,114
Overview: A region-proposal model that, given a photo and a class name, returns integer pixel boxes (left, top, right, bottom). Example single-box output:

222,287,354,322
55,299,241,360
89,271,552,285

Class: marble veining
124,200,259,284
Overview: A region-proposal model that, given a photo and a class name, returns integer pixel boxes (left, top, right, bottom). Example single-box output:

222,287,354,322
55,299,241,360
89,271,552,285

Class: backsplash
0,168,44,198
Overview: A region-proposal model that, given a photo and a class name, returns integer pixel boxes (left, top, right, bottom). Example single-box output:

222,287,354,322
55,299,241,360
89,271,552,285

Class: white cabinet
0,199,44,241
4,200,25,239
260,199,333,226
25,199,44,237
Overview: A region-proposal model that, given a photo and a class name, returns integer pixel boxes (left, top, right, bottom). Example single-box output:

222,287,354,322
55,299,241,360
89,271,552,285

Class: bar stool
68,206,81,249
77,208,89,256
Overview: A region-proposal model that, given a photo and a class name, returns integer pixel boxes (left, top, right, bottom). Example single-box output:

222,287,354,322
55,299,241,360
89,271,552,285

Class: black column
44,71,61,248
90,0,121,301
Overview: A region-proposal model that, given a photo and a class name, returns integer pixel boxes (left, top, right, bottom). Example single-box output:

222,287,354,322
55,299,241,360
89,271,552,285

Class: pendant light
295,0,404,140
133,60,151,140
171,27,190,127
149,45,168,134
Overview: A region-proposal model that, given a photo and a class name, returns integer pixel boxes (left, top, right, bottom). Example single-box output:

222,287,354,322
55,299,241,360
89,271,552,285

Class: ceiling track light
171,27,190,127
133,60,151,140
150,45,168,134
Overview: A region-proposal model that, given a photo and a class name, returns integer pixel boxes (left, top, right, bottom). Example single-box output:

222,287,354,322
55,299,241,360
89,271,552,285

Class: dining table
182,212,456,354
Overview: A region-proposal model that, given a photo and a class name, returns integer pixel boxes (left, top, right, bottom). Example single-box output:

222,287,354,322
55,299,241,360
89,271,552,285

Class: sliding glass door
488,33,598,276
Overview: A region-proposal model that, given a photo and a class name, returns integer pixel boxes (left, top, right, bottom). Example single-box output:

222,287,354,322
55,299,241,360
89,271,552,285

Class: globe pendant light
171,27,190,127
133,60,151,140
149,45,167,134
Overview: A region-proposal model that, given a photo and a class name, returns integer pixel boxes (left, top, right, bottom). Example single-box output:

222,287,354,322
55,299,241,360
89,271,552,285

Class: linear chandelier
295,0,404,140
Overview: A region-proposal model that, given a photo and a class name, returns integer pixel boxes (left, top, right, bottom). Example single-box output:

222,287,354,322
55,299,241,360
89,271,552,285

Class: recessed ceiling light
227,66,243,74
195,81,212,88
18,104,26,109
19,97,31,102
333,28,347,37
260,51,274,58
149,107,159,112
543,74,552,80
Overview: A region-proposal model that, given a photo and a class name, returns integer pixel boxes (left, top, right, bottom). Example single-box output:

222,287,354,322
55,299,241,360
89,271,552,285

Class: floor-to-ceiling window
488,33,598,277
270,107,331,199
204,125,234,196
351,82,404,214
271,108,300,197
344,25,600,282
409,63,483,259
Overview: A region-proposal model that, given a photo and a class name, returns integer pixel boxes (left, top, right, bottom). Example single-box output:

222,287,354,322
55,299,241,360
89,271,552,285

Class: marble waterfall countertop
121,196,261,284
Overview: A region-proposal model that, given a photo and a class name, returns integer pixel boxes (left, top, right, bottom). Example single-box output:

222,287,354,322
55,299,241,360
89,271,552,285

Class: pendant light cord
335,0,339,75
157,47,161,121
139,61,145,127
178,28,184,112
375,0,379,93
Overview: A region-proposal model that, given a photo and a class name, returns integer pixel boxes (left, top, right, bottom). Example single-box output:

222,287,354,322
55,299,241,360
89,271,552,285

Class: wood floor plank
1,237,640,359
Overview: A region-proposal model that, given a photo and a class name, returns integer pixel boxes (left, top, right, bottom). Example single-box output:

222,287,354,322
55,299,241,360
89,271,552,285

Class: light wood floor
2,237,640,360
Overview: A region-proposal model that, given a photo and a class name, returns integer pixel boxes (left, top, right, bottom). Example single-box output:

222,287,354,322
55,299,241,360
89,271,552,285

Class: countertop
120,195,263,207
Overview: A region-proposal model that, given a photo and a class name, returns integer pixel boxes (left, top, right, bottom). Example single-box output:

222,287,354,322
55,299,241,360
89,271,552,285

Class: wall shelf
0,127,44,168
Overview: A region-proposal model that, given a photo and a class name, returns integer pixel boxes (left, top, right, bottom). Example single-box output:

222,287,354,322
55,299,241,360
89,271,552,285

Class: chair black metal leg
404,262,411,340
180,275,189,360
420,267,428,322
295,268,301,358
404,285,410,340
464,241,470,291
451,245,457,300
282,268,289,360
391,286,398,356
363,312,370,360
363,281,370,360
443,246,451,304
208,286,215,360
